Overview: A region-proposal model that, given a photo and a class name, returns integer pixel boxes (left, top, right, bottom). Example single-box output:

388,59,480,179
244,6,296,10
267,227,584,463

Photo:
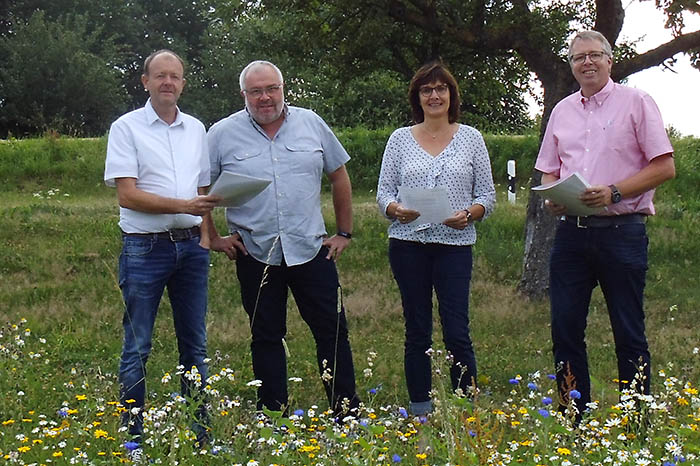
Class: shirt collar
578,78,614,108
145,98,184,127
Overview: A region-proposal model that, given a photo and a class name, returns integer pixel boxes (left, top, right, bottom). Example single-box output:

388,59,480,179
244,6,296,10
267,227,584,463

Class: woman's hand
393,204,420,224
443,209,472,230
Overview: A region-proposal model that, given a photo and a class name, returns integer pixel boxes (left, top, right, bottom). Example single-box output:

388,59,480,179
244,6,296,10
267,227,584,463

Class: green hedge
1,131,696,200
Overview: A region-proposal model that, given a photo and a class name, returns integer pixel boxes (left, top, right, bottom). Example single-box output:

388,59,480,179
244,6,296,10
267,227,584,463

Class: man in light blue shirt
205,60,359,417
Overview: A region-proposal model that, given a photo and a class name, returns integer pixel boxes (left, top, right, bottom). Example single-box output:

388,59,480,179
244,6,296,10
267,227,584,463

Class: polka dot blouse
376,124,496,245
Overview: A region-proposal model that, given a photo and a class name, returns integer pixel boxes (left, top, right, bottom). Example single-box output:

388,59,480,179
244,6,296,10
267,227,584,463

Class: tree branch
613,29,700,79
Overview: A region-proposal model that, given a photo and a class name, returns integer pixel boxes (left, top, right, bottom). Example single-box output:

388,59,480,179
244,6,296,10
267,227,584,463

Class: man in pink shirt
535,30,675,419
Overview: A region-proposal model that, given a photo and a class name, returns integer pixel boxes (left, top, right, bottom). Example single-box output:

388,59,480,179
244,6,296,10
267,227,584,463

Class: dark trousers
389,239,475,414
236,247,359,415
550,221,650,413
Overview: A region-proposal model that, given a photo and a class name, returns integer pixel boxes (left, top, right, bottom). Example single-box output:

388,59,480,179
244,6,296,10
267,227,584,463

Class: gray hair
239,60,284,91
568,30,613,61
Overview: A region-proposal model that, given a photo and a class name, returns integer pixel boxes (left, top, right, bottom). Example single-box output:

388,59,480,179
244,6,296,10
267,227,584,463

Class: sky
529,1,700,137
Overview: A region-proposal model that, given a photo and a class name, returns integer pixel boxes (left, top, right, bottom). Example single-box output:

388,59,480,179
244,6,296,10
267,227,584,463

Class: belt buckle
576,216,587,229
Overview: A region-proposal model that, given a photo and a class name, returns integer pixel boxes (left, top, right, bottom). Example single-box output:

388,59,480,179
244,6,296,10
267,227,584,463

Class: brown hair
408,61,461,124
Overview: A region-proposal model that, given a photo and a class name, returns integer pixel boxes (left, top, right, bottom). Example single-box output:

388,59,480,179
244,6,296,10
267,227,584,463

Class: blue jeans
389,239,475,415
550,221,650,414
236,247,359,416
118,234,210,436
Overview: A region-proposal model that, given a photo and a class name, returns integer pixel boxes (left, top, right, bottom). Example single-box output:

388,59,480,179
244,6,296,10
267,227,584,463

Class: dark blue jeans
236,247,359,416
118,234,209,436
550,221,650,413
389,239,475,415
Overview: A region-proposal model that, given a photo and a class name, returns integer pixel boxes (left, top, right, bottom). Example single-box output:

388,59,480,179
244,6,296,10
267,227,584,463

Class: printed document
398,186,454,225
208,171,271,207
532,172,603,216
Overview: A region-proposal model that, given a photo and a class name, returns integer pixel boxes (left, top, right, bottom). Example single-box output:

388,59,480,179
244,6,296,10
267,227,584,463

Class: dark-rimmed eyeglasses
419,84,449,97
244,84,283,99
569,51,607,65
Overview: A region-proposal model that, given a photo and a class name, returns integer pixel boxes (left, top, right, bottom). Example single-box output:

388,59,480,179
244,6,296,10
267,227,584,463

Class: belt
122,226,201,241
562,214,646,228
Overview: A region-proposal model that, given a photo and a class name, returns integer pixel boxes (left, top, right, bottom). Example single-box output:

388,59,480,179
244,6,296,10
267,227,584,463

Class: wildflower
542,397,553,405
557,447,571,455
527,382,538,390
392,453,402,462
294,409,305,417
94,429,108,439
538,409,550,418
569,390,581,400
124,441,139,451
398,408,408,418
547,374,556,380
509,378,519,385
247,379,263,387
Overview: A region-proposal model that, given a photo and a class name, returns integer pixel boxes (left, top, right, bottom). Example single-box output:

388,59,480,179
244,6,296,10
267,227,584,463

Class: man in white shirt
104,49,219,446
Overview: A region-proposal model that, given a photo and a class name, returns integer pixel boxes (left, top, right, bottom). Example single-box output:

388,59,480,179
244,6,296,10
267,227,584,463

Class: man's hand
544,199,568,216
183,194,221,216
210,233,247,260
579,185,612,209
323,235,351,262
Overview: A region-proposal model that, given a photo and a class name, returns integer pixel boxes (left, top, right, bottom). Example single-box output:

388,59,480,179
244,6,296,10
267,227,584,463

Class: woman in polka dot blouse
376,61,496,416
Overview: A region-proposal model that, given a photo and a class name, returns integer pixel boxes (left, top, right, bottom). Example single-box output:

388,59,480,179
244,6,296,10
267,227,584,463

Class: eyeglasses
419,84,449,97
569,51,607,65
244,84,282,98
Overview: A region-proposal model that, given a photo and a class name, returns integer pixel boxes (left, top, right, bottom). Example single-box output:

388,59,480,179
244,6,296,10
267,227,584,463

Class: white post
507,159,516,204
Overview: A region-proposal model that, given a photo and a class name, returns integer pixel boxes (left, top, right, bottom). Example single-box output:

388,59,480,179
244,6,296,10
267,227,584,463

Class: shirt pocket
284,143,323,197
232,150,262,161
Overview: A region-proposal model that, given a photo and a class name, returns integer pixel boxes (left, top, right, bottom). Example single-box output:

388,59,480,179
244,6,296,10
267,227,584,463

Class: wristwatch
609,185,622,204
336,231,352,239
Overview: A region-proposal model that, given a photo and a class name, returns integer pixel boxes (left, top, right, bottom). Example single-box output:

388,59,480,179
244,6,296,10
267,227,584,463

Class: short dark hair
143,49,185,76
408,61,461,124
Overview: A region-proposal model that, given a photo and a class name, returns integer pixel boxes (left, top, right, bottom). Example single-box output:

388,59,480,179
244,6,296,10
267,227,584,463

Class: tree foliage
0,12,127,137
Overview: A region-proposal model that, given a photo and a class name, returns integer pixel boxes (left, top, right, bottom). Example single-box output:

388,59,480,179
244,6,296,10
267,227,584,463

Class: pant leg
288,247,359,415
594,223,650,396
549,222,597,413
118,235,173,435
236,253,290,412
168,237,210,436
389,239,435,414
432,244,476,393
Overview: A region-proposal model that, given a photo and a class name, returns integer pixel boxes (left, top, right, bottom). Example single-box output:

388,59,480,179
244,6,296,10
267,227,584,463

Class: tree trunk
517,74,576,298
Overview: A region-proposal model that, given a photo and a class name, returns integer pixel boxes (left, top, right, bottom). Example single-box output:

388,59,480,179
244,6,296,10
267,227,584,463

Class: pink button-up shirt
535,79,673,215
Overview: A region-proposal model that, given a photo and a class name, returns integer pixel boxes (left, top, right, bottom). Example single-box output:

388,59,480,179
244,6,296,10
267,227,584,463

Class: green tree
0,11,127,137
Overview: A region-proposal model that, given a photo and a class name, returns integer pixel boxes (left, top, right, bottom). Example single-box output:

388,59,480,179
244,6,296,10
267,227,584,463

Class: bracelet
464,209,473,223
336,231,352,239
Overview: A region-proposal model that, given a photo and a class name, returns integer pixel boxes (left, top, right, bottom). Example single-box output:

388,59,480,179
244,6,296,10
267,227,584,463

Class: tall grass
1,134,698,464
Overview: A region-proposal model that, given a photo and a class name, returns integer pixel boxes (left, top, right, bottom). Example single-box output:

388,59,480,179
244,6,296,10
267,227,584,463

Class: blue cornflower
57,407,68,417
293,409,304,416
547,374,556,380
468,430,476,437
538,409,550,418
527,382,537,390
675,456,686,463
662,462,675,466
418,415,428,424
508,378,519,385
392,453,402,462
398,407,408,418
124,441,139,451
542,397,553,406
368,388,377,394
569,389,581,400
360,419,368,427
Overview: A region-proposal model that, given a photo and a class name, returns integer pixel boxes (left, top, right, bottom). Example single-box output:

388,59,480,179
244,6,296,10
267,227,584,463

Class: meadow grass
1,178,698,464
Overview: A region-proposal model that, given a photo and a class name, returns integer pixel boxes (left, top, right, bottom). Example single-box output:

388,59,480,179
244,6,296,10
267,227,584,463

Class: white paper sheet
531,172,603,216
398,186,454,225
208,171,271,207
